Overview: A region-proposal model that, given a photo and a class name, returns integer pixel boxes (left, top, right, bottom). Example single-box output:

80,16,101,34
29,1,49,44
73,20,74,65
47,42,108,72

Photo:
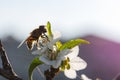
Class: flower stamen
60,57,71,70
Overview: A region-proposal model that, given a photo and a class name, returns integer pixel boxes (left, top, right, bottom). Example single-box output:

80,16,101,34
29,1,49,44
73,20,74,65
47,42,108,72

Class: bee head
39,25,47,33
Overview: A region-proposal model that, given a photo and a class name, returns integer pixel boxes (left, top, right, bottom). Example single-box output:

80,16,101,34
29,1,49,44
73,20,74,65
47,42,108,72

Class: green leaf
28,57,44,80
46,21,53,37
59,39,90,50
55,41,62,50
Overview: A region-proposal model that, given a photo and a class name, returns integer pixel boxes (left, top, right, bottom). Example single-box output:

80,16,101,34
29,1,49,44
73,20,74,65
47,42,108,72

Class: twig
0,40,22,80
44,66,59,80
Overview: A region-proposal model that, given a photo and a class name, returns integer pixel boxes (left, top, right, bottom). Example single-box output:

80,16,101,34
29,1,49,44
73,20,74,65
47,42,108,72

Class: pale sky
0,0,120,43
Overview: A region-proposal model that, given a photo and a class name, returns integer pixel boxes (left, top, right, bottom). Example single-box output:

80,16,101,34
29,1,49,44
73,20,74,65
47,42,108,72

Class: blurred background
0,0,120,80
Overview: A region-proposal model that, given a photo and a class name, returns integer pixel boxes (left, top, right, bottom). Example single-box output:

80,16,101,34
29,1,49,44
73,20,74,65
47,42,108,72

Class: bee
18,25,48,50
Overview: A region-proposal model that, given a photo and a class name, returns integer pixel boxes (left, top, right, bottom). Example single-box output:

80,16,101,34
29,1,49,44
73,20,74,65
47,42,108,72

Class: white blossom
32,31,66,68
64,46,87,79
32,31,87,78
40,49,70,68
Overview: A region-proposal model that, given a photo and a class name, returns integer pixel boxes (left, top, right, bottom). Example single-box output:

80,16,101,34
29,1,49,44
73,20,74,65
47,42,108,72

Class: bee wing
17,39,26,48
17,34,31,48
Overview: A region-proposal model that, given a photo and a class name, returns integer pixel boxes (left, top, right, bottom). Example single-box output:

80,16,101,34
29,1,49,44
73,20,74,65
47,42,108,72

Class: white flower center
46,45,58,60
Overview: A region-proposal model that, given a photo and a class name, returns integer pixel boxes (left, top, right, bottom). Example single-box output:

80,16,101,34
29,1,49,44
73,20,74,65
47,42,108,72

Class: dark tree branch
0,40,22,80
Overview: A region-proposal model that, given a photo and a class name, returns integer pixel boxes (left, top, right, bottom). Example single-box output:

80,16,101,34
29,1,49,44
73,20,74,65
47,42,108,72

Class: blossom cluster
19,22,89,80
32,31,87,79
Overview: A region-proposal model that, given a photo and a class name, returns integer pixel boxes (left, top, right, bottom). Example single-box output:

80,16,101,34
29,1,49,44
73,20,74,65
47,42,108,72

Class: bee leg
42,33,50,42
39,42,44,47
36,40,41,50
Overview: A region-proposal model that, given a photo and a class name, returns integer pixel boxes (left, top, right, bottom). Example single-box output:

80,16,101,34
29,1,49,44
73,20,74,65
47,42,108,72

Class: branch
0,40,22,80
44,66,59,80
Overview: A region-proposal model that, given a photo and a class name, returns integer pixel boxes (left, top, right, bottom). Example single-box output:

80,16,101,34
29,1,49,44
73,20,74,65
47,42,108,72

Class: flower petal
51,59,62,68
66,46,79,60
39,56,52,65
57,49,71,59
51,49,71,68
32,47,47,55
64,69,77,79
53,31,61,40
70,57,87,71
47,37,60,49
40,55,62,68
